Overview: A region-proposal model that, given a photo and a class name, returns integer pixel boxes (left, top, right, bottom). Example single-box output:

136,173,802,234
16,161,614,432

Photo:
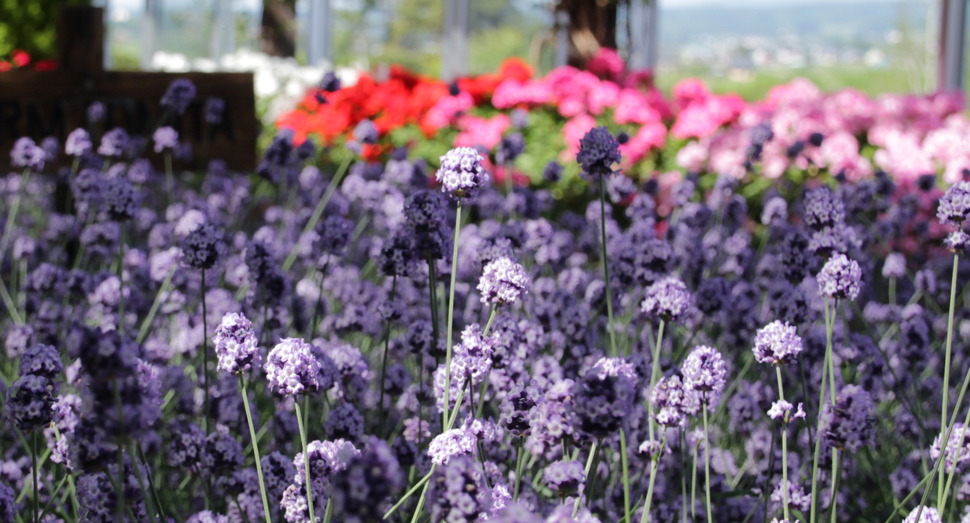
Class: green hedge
0,0,91,60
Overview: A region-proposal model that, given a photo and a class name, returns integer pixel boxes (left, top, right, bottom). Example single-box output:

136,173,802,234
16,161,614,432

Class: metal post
91,0,112,69
211,0,236,61
442,0,468,80
141,0,162,70
307,0,332,66
939,0,967,91
555,10,569,68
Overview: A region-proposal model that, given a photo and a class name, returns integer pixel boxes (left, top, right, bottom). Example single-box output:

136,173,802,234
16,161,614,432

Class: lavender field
2,72,970,523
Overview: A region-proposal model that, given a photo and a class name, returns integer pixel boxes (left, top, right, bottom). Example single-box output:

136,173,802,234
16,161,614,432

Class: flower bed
1,70,970,523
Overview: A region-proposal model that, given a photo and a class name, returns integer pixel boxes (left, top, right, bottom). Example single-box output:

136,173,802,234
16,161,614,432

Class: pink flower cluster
676,77,967,185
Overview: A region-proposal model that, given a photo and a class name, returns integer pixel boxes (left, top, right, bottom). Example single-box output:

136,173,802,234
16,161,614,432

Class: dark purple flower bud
803,187,845,230
499,384,540,436
103,176,140,221
87,101,106,123
204,97,226,124
180,224,226,270
427,454,489,522
18,344,63,380
543,161,563,183
570,357,638,438
918,174,937,192
353,119,379,145
6,374,54,430
577,126,621,178
320,71,342,92
0,483,16,522
161,78,197,115
330,437,403,521
203,425,244,477
496,132,525,165
819,384,875,453
808,132,824,147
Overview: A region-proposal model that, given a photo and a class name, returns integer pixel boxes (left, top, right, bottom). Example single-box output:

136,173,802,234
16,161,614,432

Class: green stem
640,432,667,523
776,366,790,523
137,267,177,343
165,152,174,197
599,175,617,357
648,320,665,444
31,431,38,523
383,469,433,520
702,402,713,523
939,254,959,511
620,429,631,523
283,156,352,271
443,198,463,429
240,377,273,523
573,442,598,517
513,438,526,502
691,444,698,523
941,384,970,514
0,169,30,270
294,399,316,523
828,451,841,523
379,275,398,437
810,297,835,523
117,223,125,335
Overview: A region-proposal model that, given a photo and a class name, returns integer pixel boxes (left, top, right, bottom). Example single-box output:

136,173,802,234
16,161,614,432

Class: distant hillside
659,0,929,46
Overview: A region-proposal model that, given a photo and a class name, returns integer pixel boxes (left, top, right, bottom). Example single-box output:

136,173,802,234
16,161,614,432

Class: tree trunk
557,0,618,68
261,0,297,57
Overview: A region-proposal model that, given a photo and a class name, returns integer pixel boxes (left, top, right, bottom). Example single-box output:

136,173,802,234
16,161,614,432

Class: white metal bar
307,0,332,66
442,0,469,80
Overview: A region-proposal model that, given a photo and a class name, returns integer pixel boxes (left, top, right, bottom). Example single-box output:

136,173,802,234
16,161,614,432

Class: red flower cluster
277,58,534,150
0,50,57,72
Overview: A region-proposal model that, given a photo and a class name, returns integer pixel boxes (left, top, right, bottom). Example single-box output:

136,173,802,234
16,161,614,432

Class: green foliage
0,0,91,59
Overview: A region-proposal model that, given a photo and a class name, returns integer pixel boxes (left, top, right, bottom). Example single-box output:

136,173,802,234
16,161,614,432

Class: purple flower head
570,357,638,438
499,383,540,436
39,135,57,160
87,101,106,123
19,344,63,380
168,422,206,471
203,97,226,124
265,337,321,396
681,345,727,400
0,483,16,522
293,438,360,496
938,181,970,227
543,161,564,183
212,312,260,375
103,176,140,221
945,230,970,254
153,126,180,153
577,126,621,178
323,402,364,440
428,425,477,465
495,132,525,165
770,480,811,514
10,137,45,171
427,454,489,523
882,252,907,278
353,119,379,145
202,425,244,477
651,374,700,427
437,146,487,199
161,78,197,115
329,437,404,522
65,128,92,157
753,321,803,366
180,224,226,270
902,506,942,523
803,186,845,230
544,460,586,496
186,511,229,523
6,374,54,430
320,71,341,92
452,323,495,385
640,276,691,322
478,257,530,306
819,384,874,453
98,127,129,157
817,253,862,301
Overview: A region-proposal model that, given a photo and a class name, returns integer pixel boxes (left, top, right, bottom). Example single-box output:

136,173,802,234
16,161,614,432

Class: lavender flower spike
817,253,862,301
437,146,487,199
264,338,321,396
753,321,803,366
478,257,530,306
938,181,970,227
213,312,260,375
640,276,691,322
681,345,727,401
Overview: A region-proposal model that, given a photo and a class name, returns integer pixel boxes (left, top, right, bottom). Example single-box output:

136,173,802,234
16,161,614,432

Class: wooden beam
57,6,105,73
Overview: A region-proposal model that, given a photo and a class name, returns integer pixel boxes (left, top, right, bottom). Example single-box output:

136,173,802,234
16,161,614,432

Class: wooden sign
0,7,257,171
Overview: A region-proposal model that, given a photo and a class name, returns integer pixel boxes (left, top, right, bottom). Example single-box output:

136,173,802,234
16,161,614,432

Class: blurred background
0,0,960,120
